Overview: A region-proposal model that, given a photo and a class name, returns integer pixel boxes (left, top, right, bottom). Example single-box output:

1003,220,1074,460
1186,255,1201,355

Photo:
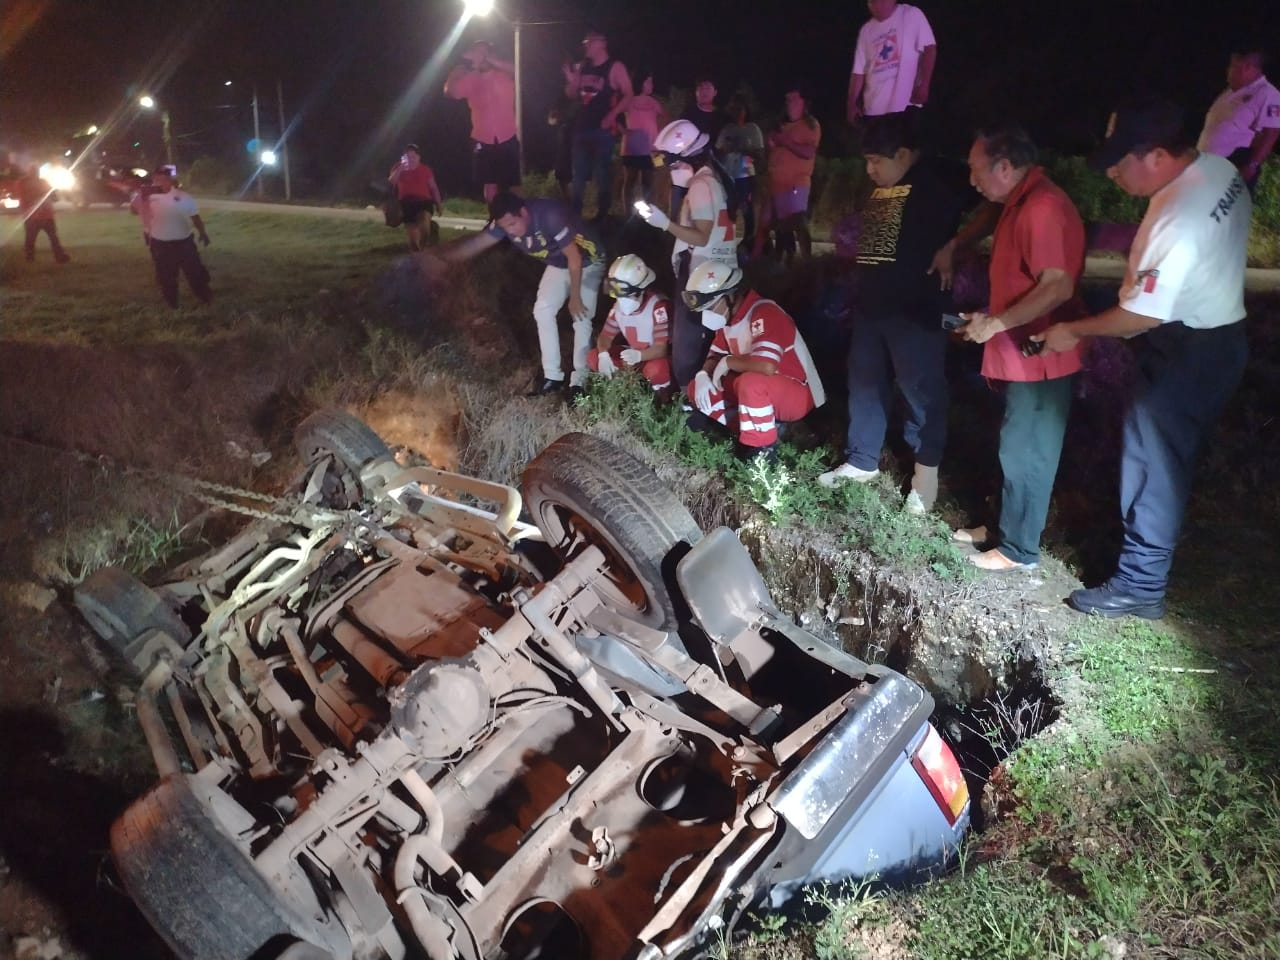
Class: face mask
700,309,727,331
616,295,642,315
669,163,693,188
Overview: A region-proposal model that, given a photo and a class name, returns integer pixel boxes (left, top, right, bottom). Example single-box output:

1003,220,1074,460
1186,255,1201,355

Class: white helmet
606,254,656,299
683,260,743,311
653,119,709,159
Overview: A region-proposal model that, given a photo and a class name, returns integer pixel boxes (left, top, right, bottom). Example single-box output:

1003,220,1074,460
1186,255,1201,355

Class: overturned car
75,412,969,960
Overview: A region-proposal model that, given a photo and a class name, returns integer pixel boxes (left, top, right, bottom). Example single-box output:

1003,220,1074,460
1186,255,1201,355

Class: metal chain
1,433,347,528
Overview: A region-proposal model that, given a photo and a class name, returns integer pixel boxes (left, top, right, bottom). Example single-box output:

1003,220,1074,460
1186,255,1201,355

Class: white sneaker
952,525,989,545
904,491,928,516
818,463,880,488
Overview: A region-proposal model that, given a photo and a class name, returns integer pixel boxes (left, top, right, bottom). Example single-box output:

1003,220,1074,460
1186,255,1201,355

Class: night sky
2,0,1277,199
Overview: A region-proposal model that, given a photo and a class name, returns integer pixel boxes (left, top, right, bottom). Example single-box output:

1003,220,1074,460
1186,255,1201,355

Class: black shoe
526,377,566,398
737,442,777,465
568,384,586,405
1068,584,1165,620
686,410,724,435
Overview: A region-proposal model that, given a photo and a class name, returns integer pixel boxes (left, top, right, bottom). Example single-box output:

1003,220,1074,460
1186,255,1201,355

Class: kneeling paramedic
588,254,674,396
684,261,825,459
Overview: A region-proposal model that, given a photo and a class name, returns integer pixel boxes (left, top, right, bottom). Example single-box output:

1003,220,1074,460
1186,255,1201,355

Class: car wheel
74,566,187,665
294,408,392,507
112,776,346,960
521,433,701,630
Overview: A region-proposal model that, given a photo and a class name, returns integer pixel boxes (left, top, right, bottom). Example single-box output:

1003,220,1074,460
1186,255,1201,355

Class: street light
462,0,494,15
261,149,278,166
139,95,174,167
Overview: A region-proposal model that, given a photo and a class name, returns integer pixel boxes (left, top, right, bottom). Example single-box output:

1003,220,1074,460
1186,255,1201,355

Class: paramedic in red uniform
588,254,674,395
684,261,825,459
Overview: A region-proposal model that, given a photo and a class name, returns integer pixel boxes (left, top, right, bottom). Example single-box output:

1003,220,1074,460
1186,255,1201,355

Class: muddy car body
76,412,969,960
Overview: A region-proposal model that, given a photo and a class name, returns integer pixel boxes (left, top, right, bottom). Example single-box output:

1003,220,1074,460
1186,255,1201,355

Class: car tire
521,433,701,630
294,408,392,507
74,566,187,664
112,776,343,960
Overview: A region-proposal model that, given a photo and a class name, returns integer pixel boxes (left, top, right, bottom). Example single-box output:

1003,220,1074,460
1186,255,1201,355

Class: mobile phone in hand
1020,338,1046,358
941,313,967,331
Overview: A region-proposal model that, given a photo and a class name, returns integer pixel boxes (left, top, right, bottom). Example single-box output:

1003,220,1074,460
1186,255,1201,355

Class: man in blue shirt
431,192,606,396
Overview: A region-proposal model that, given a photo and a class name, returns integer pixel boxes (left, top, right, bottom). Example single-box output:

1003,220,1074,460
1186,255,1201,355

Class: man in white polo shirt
846,0,937,124
145,166,212,308
1037,99,1251,619
1197,45,1280,192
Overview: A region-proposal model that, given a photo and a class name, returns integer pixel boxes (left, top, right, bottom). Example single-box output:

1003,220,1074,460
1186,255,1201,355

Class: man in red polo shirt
952,126,1088,572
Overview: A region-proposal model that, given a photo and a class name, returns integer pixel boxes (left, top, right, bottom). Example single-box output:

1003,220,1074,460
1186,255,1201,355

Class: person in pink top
388,144,444,252
620,71,666,206
951,125,1088,573
444,41,519,202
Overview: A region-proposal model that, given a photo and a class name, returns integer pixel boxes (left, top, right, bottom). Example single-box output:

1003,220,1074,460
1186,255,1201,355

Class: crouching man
684,261,825,460
588,254,674,397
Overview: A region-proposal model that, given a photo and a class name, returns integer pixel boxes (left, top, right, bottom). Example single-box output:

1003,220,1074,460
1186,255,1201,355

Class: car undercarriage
75,411,969,960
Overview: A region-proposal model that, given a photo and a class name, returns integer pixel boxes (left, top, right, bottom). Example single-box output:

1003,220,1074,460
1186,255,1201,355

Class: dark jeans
670,252,711,388
571,129,615,218
151,236,212,308
1112,321,1248,598
24,218,68,261
1227,147,1261,195
995,375,1076,565
729,177,756,249
844,311,948,471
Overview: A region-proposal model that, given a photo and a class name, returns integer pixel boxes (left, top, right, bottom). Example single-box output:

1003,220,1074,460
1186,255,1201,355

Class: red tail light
910,725,969,825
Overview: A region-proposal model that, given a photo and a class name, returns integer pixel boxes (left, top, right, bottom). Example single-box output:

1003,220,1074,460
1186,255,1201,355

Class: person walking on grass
18,165,70,264
1037,99,1251,620
389,144,443,252
142,165,212,308
950,125,1088,573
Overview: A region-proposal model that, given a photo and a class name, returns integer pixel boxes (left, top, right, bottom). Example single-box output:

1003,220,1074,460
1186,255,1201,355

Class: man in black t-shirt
428,193,607,397
563,28,634,219
818,112,979,513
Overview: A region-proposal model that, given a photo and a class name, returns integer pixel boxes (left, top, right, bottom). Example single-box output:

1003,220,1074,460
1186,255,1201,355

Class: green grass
575,372,973,581
0,208,464,344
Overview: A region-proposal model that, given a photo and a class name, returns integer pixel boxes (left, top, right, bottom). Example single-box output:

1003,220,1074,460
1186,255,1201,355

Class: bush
1042,153,1146,224
183,156,241,196
1251,159,1280,234
812,156,869,227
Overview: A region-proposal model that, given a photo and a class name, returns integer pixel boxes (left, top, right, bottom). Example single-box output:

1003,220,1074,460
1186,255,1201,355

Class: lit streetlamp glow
139,95,156,109
463,0,495,15
261,150,278,166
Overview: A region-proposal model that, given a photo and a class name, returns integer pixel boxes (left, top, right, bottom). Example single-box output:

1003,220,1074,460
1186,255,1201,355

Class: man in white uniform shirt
846,0,937,124
1197,45,1280,192
1037,99,1251,619
145,166,212,308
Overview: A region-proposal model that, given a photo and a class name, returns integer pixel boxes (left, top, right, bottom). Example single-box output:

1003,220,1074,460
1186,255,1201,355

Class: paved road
95,197,1280,292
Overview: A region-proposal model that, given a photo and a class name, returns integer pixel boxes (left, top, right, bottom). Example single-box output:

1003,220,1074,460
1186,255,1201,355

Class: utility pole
162,110,174,167
276,79,292,201
514,23,524,179
252,86,263,198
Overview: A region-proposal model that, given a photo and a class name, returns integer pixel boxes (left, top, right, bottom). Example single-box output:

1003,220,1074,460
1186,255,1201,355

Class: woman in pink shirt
620,72,666,206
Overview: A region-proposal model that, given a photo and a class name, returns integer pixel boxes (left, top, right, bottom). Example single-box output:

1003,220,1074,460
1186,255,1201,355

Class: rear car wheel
521,433,700,630
74,566,187,666
294,409,391,507
112,775,345,960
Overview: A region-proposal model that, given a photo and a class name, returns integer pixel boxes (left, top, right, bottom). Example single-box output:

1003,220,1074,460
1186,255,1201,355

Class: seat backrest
675,526,775,642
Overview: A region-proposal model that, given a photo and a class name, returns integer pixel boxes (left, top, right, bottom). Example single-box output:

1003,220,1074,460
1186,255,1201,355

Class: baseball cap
1089,98,1186,171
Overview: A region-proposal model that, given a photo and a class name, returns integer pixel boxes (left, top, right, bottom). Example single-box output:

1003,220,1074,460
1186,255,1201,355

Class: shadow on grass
0,708,169,959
